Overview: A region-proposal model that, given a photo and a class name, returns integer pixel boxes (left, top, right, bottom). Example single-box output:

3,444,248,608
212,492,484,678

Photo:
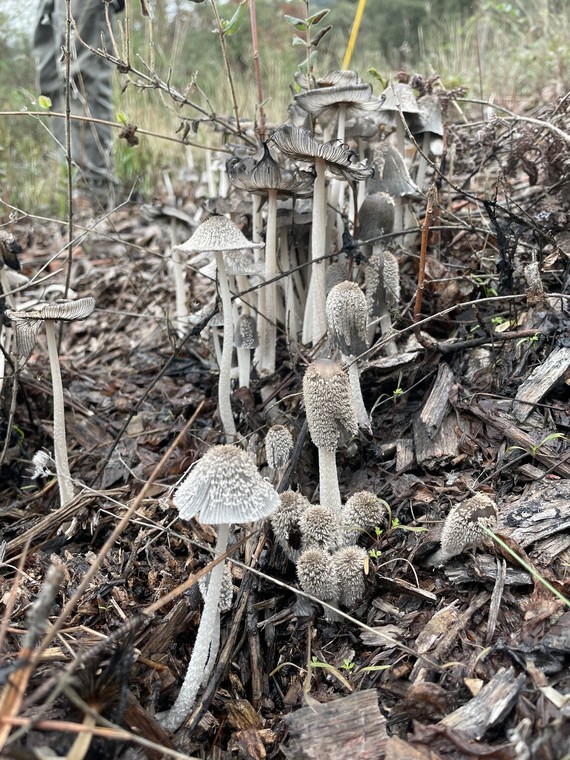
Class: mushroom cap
379,82,423,115
269,124,374,182
409,95,444,137
343,491,388,543
174,215,264,254
365,250,401,316
234,315,259,349
174,444,280,524
296,547,339,602
326,281,368,358
367,143,419,197
439,492,498,560
270,489,310,560
302,359,359,451
358,192,395,241
294,81,375,118
227,142,314,198
264,424,294,470
300,504,341,551
333,545,368,606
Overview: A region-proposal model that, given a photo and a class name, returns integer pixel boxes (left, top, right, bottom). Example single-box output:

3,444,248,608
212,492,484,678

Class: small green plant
515,333,540,350
507,432,567,464
285,2,332,80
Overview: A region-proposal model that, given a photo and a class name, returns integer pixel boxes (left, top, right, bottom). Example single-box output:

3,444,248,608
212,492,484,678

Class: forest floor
1,92,570,760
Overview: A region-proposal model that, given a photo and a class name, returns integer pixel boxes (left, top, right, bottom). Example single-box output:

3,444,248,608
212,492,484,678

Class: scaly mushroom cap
365,250,401,317
333,545,368,606
270,489,310,560
300,505,341,551
234,315,259,350
343,491,388,544
269,124,374,182
174,214,264,254
428,493,498,566
296,547,339,602
265,424,294,470
326,281,368,358
303,359,359,452
359,193,395,241
174,445,280,524
227,142,314,198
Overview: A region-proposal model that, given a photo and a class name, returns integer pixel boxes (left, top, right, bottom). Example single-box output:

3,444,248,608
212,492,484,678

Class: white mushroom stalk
174,216,264,441
7,297,96,507
302,358,358,514
163,445,280,731
269,125,373,348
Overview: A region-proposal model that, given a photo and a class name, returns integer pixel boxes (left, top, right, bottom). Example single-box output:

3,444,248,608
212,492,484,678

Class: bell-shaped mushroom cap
367,143,419,197
358,192,395,241
302,359,359,451
269,124,374,182
365,250,401,316
174,215,264,254
300,504,341,551
379,82,423,116
297,546,339,602
428,492,498,566
264,424,294,470
7,297,96,363
174,444,280,524
294,78,375,119
270,489,310,560
326,281,368,358
343,491,388,544
333,545,368,606
234,315,259,350
409,95,444,137
227,142,315,198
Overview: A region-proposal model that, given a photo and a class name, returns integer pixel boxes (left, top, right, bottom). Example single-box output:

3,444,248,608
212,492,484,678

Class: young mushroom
342,491,388,546
270,489,311,561
163,444,280,731
326,280,370,431
427,492,498,567
296,546,340,621
302,358,359,515
264,424,294,484
300,504,342,551
333,545,369,607
174,215,264,440
7,297,96,506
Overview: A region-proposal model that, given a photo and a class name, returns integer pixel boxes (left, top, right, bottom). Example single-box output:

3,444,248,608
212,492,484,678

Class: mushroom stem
45,319,75,506
164,522,230,731
307,156,327,346
258,188,278,374
171,244,188,339
347,360,370,432
318,447,341,514
214,252,237,439
237,346,251,388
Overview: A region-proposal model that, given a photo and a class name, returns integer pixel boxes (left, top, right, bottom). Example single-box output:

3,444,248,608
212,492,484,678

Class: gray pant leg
34,0,117,189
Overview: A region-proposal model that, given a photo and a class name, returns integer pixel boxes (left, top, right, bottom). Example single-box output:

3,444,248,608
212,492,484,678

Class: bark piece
440,667,526,740
513,346,570,422
396,438,415,472
413,411,459,469
419,363,454,438
500,480,570,547
384,735,442,759
282,690,387,759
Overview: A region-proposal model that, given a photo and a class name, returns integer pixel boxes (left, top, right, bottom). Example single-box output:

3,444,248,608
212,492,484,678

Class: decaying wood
486,558,507,644
419,362,454,438
282,689,387,760
513,346,570,422
500,480,570,547
396,438,415,472
384,734,441,759
413,412,459,469
440,667,526,740
377,575,438,603
465,399,570,478
443,554,532,586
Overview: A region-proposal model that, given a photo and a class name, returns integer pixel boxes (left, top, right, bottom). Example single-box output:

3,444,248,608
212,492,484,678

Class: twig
248,0,266,140
413,185,436,343
209,0,242,136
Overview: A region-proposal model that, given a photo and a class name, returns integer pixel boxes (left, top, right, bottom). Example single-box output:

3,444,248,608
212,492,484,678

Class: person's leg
33,1,66,152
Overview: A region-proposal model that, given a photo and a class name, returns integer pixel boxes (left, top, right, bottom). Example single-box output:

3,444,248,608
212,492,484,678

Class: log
500,480,570,548
282,690,387,759
419,362,455,438
512,346,570,422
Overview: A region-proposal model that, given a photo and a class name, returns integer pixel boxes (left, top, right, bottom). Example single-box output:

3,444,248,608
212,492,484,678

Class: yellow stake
342,0,368,70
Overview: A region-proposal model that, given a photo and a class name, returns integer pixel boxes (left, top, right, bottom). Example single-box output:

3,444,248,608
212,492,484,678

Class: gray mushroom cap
367,143,419,197
428,492,498,566
358,192,395,241
302,359,359,451
409,95,444,137
227,142,314,198
174,444,280,524
234,315,259,349
296,546,339,602
326,281,368,358
379,82,423,116
174,215,264,254
265,424,294,470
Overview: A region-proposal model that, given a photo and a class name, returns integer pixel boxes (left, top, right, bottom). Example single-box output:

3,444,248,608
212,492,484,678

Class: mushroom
296,546,340,621
342,491,388,545
174,216,264,440
367,142,419,237
270,489,310,561
302,358,359,514
264,424,293,484
6,297,96,506
427,492,498,567
326,281,370,431
164,444,280,731
227,143,313,374
332,545,368,606
234,314,258,389
299,504,341,551
378,82,424,158
410,94,444,190
269,124,373,346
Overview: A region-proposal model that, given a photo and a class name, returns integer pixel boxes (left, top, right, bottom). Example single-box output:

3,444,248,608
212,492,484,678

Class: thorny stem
210,0,242,136
248,0,266,140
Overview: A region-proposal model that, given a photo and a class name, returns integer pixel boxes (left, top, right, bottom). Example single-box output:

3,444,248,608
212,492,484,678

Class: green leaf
116,111,128,125
292,35,307,46
38,95,52,110
221,0,246,35
284,14,308,31
298,50,317,73
306,8,330,25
